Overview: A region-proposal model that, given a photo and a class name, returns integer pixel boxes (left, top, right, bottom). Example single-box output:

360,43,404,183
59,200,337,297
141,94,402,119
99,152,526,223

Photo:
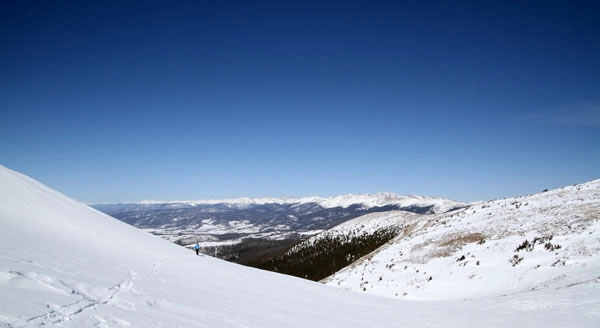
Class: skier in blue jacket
194,243,200,255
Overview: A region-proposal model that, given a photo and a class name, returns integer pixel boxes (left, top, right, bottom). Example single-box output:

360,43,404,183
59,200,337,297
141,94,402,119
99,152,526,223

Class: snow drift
1,165,598,327
324,180,600,303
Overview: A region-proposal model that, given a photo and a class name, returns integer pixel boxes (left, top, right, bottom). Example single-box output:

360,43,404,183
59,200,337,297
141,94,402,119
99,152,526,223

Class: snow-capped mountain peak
134,192,466,212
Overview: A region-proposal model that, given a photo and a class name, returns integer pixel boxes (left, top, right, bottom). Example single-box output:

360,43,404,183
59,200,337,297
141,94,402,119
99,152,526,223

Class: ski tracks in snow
2,256,188,327
6,271,137,327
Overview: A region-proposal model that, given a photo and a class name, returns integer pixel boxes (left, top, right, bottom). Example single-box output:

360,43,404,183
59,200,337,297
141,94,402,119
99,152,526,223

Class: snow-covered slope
324,180,600,305
0,165,405,327
2,165,599,327
285,210,422,261
130,192,466,212
301,210,422,245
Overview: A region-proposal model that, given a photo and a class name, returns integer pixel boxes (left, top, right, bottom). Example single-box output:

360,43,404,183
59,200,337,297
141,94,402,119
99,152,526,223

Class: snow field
325,180,600,303
1,165,599,327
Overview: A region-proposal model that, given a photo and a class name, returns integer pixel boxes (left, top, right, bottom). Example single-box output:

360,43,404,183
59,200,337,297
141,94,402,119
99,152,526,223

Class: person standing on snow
194,243,200,255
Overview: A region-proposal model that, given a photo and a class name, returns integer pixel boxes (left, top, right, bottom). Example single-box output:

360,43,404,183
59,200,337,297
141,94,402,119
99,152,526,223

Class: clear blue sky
1,1,599,203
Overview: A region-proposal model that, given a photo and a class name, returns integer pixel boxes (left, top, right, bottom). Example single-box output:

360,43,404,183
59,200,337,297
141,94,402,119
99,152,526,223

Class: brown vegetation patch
439,232,485,248
409,232,486,262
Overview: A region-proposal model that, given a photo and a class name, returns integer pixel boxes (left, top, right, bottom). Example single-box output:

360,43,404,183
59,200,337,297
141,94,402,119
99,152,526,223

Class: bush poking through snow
515,236,559,253
515,239,534,252
510,254,524,266
544,242,562,251
532,235,553,245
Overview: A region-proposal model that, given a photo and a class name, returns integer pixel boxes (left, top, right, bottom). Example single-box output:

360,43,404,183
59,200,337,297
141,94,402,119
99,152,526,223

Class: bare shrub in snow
510,254,524,266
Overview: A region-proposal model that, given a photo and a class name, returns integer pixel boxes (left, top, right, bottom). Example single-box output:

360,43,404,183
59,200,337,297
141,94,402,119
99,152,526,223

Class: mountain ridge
95,192,467,212
91,192,467,260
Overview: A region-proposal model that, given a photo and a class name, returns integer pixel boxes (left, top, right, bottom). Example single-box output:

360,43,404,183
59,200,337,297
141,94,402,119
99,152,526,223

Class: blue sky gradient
1,1,599,202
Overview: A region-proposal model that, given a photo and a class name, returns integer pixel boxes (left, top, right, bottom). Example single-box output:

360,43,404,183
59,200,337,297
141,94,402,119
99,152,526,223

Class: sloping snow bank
325,180,600,305
0,165,404,327
1,165,598,327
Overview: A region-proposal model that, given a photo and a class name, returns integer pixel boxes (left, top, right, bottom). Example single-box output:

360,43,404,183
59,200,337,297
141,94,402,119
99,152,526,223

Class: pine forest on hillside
252,226,403,281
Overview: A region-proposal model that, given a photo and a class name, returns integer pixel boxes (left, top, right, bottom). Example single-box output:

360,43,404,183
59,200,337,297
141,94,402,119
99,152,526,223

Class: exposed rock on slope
324,180,600,301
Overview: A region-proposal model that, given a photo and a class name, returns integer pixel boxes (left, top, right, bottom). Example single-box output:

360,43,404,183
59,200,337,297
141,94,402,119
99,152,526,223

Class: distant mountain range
94,192,465,211
91,194,468,250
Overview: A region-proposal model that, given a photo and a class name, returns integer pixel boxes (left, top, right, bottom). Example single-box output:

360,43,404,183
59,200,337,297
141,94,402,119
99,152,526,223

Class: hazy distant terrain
92,195,466,264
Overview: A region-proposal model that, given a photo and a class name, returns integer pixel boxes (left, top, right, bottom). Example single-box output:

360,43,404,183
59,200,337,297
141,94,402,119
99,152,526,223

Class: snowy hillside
0,165,405,327
2,165,599,327
254,211,423,281
292,210,423,251
324,180,600,306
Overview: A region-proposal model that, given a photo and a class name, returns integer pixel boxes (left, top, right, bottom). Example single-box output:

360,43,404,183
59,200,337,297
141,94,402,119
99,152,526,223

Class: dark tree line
248,226,403,281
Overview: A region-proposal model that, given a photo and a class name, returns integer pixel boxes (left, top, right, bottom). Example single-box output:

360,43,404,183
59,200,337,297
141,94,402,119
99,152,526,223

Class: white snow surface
134,192,465,212
324,180,600,310
1,165,599,327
